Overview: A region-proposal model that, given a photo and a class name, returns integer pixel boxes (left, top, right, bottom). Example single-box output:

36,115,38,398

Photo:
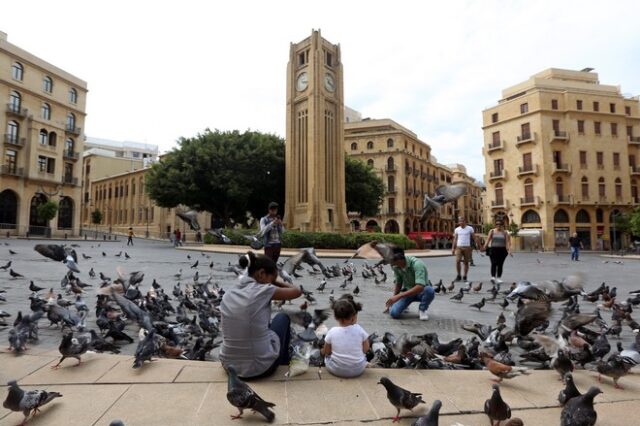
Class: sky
3,0,640,181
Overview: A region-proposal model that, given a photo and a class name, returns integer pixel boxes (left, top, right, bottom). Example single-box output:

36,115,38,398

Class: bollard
64,233,68,240
103,235,107,241
5,232,9,238
84,234,87,240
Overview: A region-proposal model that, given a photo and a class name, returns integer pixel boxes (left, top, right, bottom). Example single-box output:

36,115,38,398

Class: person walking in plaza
483,220,511,284
321,295,369,378
219,251,301,380
569,232,583,261
385,247,435,321
127,227,134,246
452,216,477,282
259,202,284,263
175,229,182,247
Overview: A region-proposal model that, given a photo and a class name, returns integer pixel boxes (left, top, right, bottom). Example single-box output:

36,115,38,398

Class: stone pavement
0,351,638,425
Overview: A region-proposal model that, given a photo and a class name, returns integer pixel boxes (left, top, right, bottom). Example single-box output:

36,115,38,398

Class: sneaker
419,310,430,321
491,277,496,284
496,278,503,284
455,274,462,282
463,276,467,282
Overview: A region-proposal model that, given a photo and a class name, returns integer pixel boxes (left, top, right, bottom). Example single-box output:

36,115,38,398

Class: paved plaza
1,237,639,425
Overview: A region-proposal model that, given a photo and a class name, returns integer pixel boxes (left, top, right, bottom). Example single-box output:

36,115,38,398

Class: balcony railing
63,150,79,160
551,130,569,142
555,194,571,204
405,167,412,174
385,209,398,216
65,125,81,135
633,197,640,205
517,164,538,177
5,103,28,118
516,132,536,146
629,136,640,145
62,175,78,185
386,187,397,194
385,164,396,172
520,196,539,206
487,140,504,152
3,134,25,147
631,166,640,175
0,165,23,176
491,199,507,209
489,170,506,181
598,196,607,203
552,163,571,174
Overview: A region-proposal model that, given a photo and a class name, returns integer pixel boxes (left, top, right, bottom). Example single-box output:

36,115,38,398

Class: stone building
447,163,485,233
483,68,640,250
0,31,87,236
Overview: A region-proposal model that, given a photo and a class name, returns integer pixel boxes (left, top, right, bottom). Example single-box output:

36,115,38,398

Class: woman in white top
321,295,370,378
219,251,301,380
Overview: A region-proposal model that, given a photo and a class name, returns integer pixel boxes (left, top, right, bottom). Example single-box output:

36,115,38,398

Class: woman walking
482,220,511,284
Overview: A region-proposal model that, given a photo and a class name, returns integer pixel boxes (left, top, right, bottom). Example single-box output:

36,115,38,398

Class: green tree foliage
483,222,494,234
146,129,285,225
36,201,58,222
345,157,384,217
91,209,103,225
626,208,640,236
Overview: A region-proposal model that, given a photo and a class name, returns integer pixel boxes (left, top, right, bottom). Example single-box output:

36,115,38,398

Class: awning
517,229,543,237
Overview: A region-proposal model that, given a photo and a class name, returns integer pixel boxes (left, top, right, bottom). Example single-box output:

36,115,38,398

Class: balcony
520,196,540,207
488,169,507,181
598,196,608,204
62,175,78,186
63,150,79,160
5,103,28,118
633,197,640,205
65,125,81,136
491,199,508,209
385,209,398,216
386,187,397,194
550,130,569,143
517,164,538,177
629,136,640,145
413,169,420,177
554,194,571,205
385,164,396,172
516,132,536,146
552,163,572,174
0,165,24,177
406,209,415,215
3,134,25,147
487,140,504,153
631,166,640,176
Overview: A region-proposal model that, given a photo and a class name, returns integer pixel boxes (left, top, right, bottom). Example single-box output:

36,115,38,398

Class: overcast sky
4,0,640,180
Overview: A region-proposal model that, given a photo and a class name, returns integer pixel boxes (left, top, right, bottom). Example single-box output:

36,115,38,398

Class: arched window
57,197,73,229
387,175,395,192
9,91,21,111
615,177,622,198
65,138,74,154
524,178,534,201
581,176,589,200
6,121,19,142
69,88,78,104
41,103,51,120
367,141,374,149
598,177,606,198
350,142,358,150
0,190,19,226
554,209,569,223
596,208,604,223
387,157,394,171
494,183,503,204
576,209,590,223
521,209,541,223
48,132,56,147
366,159,374,167
43,76,53,93
11,62,23,81
39,129,48,145
387,138,394,148
66,113,76,131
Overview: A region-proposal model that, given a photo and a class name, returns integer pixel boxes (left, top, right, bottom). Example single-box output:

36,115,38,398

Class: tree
146,129,285,225
508,221,520,237
483,222,494,234
36,200,58,237
91,209,103,239
345,157,385,217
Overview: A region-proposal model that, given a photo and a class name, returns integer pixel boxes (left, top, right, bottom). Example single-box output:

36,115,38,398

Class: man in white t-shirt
452,216,477,282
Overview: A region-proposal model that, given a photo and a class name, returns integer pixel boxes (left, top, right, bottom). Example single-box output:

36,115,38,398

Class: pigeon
470,298,486,311
353,285,360,296
484,384,511,426
346,241,396,265
9,249,17,255
500,298,509,310
596,354,635,389
3,380,62,425
208,228,232,244
176,209,200,231
411,399,441,426
29,281,45,292
82,253,92,260
450,288,464,302
191,260,199,269
226,365,275,422
280,248,331,282
552,349,574,381
419,183,467,222
481,353,530,382
88,267,96,278
9,269,24,278
52,332,90,368
560,386,601,426
558,373,581,406
377,377,425,423
133,330,161,368
124,252,131,259
316,279,327,293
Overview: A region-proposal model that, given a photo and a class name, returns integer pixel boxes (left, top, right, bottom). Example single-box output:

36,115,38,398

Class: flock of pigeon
1,239,640,425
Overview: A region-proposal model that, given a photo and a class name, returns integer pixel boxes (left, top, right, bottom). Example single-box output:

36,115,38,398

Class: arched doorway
553,209,570,248
0,190,19,229
350,220,361,232
575,209,591,249
58,196,73,229
365,220,379,232
29,194,49,235
384,220,399,234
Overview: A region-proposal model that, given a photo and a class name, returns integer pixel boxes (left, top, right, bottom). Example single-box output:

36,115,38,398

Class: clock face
296,72,308,92
324,73,336,92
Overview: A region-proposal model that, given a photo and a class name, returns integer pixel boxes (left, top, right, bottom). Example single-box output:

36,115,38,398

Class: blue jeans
570,246,580,261
389,286,435,319
242,312,291,381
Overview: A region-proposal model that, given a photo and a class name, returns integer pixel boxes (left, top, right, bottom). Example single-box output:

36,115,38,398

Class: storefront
576,227,591,250
554,227,569,248
517,228,544,252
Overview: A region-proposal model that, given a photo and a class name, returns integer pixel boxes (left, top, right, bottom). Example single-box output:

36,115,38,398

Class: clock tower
284,30,348,232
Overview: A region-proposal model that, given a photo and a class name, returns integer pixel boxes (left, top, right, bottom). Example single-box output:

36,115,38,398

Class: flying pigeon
176,209,201,231
419,183,467,222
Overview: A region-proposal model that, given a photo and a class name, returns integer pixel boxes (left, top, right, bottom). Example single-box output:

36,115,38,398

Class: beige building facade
285,30,348,232
448,163,485,232
0,31,87,236
483,68,640,250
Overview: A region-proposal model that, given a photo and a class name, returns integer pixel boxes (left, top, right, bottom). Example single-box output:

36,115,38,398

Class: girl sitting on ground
321,295,370,378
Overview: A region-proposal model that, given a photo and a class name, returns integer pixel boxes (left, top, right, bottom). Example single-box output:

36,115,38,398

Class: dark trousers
489,247,509,278
127,236,133,246
264,244,282,263
242,313,291,381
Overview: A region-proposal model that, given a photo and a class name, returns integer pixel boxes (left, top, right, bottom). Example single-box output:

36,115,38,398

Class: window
41,103,51,120
5,149,17,173
580,151,587,167
596,152,604,168
524,178,534,201
615,178,622,198
520,103,528,114
9,91,21,111
632,180,638,202
367,159,374,167
576,209,590,223
39,129,48,145
626,106,632,116
581,177,589,200
628,126,634,137
366,141,373,149
388,198,395,214
48,132,56,147
522,152,532,171
64,163,73,181
12,62,24,81
522,209,541,224
350,142,357,150
610,103,616,113
593,101,599,112
43,76,53,93
491,112,498,123
37,156,47,172
554,209,569,223
552,119,560,132
521,122,531,138
492,131,500,145
69,88,78,104
551,99,558,110
66,113,76,131
387,138,394,148
613,153,620,168
594,121,601,135
577,99,583,110
326,51,332,66
611,123,618,137
494,183,503,204
598,177,606,198
65,138,74,154
556,177,564,197
596,208,604,223
6,121,18,142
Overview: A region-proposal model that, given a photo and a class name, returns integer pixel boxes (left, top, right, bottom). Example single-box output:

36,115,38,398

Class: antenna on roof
580,67,594,72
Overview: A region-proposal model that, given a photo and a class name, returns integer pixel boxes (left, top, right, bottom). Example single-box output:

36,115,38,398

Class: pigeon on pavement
226,365,275,422
558,373,581,406
52,332,90,368
411,399,441,426
378,377,425,423
484,384,511,426
3,380,62,425
560,386,601,426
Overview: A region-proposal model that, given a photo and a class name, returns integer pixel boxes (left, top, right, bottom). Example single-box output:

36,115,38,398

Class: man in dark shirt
568,232,583,261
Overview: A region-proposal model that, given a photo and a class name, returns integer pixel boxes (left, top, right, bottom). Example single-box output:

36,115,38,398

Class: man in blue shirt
385,247,435,321
259,202,284,262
